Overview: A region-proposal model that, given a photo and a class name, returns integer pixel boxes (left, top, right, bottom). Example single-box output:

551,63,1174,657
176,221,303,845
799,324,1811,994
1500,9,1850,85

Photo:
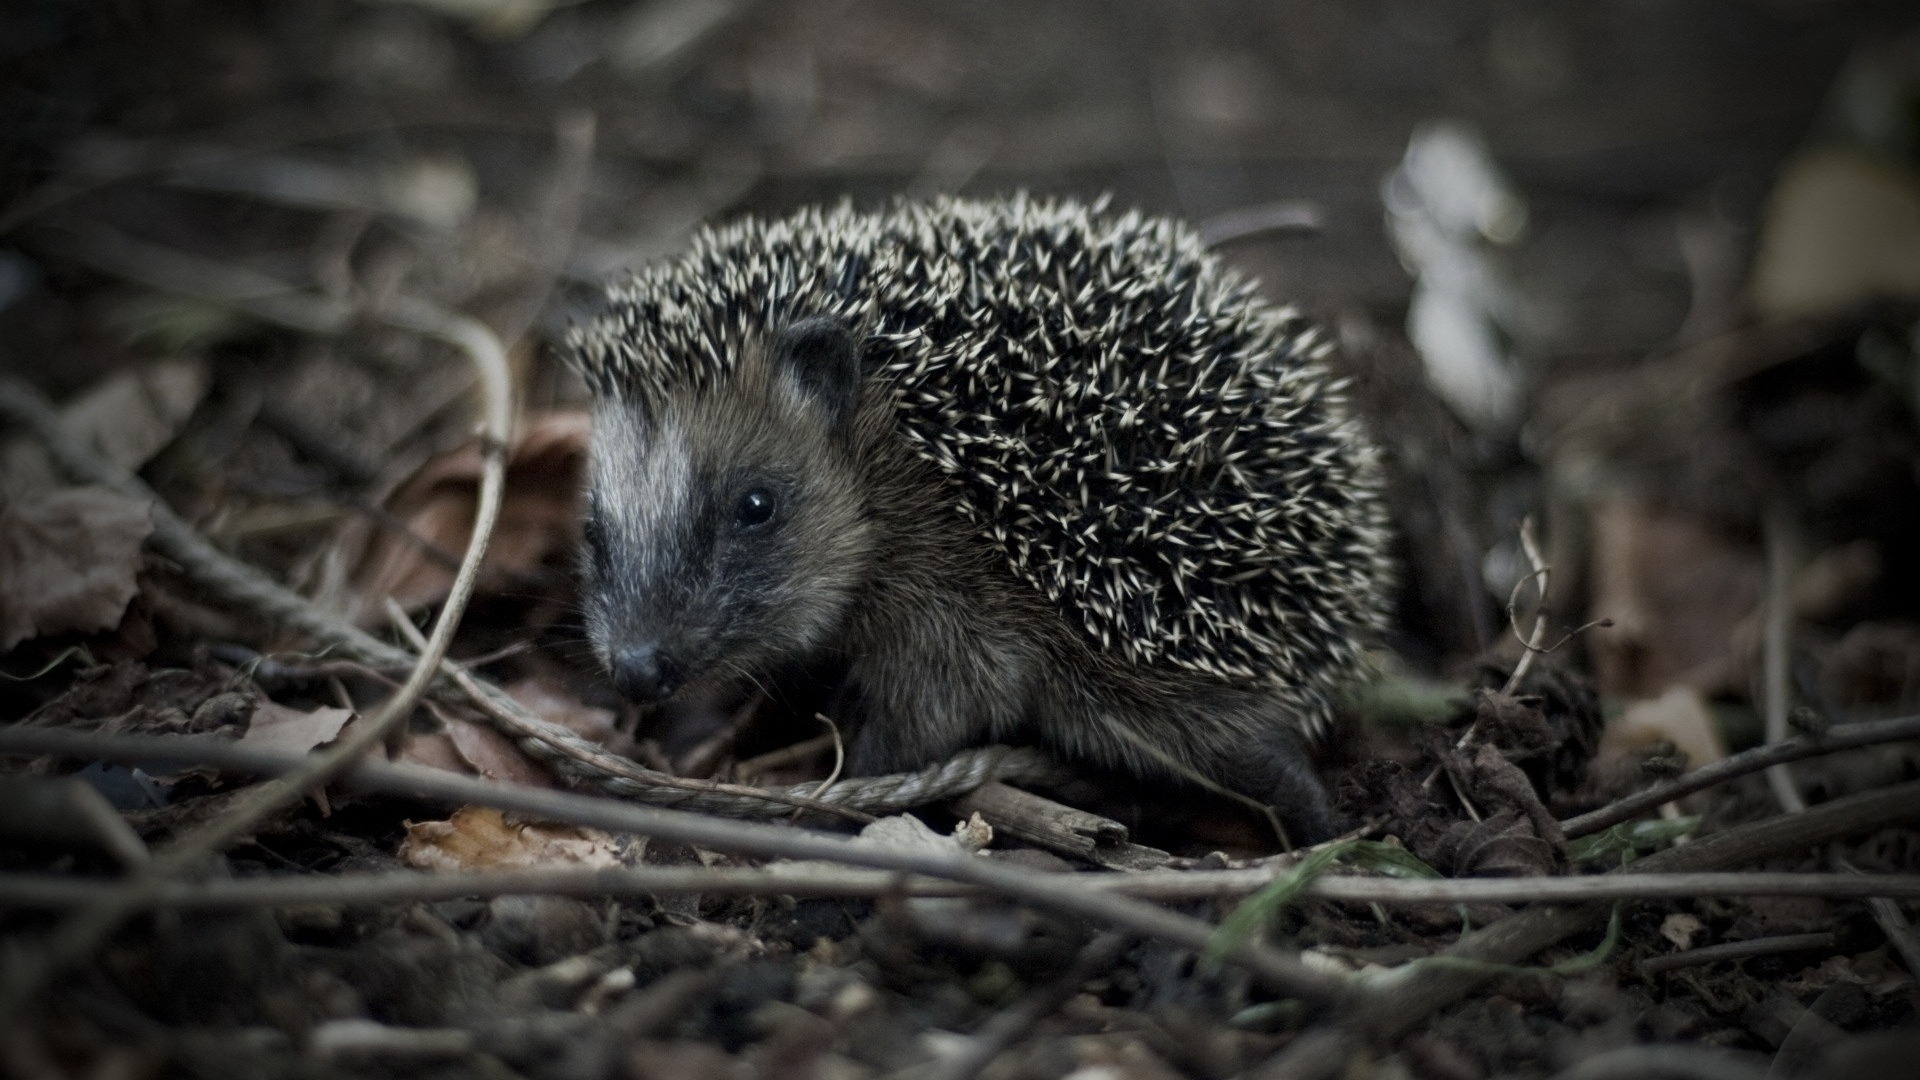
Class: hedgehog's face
581,319,873,705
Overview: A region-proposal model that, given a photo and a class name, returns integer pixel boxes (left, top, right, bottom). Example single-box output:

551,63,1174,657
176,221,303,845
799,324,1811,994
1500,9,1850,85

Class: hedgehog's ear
771,317,860,434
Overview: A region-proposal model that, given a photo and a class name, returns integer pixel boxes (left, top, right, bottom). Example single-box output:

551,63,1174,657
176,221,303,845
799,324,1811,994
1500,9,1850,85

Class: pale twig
0,727,1351,1007
807,713,846,800
0,862,1914,913
1499,515,1549,697
1639,932,1837,976
0,289,513,1021
1542,1045,1767,1080
1417,519,1552,803
1761,503,1806,813
1560,712,1920,838
734,733,837,779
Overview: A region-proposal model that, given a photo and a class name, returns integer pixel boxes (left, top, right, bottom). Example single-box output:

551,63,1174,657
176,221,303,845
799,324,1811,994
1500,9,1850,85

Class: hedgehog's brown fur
568,195,1392,840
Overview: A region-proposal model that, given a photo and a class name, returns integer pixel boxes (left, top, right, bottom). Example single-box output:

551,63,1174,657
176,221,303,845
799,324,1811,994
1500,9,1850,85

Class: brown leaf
398,806,620,871
393,729,471,774
239,702,354,754
444,714,557,788
329,411,589,626
1,359,209,495
1440,810,1560,878
503,674,619,744
0,487,154,651
1588,497,1763,699
1607,686,1727,773
1751,148,1920,319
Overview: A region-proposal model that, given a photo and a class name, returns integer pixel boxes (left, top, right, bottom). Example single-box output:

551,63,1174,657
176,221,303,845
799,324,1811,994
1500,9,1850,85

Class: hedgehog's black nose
611,642,680,703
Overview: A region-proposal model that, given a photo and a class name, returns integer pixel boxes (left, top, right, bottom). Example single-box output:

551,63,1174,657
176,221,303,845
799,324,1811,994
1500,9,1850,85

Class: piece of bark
952,781,1169,870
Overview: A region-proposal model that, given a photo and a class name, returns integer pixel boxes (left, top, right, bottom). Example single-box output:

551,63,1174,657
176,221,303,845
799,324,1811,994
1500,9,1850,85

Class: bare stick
1560,712,1920,838
1761,503,1805,813
1500,515,1550,696
950,781,1139,866
0,863,1915,913
1834,852,1920,980
1639,932,1836,976
1541,1045,1768,1080
0,727,1351,1007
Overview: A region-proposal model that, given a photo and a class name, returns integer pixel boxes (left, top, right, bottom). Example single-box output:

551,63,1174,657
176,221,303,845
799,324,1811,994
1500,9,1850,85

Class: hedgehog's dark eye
734,488,776,530
581,498,607,560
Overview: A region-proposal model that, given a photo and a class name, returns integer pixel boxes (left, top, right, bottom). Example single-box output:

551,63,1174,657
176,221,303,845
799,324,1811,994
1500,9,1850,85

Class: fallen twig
1761,502,1806,814
1639,931,1837,976
1561,712,1920,838
1500,514,1551,697
1540,1044,1768,1080
0,860,1912,912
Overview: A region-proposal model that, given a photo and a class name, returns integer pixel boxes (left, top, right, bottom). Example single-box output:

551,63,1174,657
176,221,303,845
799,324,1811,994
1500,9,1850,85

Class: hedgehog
566,195,1392,841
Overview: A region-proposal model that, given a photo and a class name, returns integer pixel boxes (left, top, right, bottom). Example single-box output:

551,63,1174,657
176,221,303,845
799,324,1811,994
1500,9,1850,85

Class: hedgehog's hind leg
1212,706,1338,845
1050,672,1339,845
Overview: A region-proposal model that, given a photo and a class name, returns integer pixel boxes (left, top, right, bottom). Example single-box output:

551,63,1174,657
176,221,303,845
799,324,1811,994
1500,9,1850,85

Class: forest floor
2,2,1919,1078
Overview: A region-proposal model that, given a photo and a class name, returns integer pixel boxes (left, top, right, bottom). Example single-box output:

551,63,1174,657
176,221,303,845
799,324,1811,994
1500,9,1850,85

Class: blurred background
4,0,1920,755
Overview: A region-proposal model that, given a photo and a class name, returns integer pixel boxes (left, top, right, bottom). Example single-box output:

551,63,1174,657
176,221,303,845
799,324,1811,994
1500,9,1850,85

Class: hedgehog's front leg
832,570,1040,775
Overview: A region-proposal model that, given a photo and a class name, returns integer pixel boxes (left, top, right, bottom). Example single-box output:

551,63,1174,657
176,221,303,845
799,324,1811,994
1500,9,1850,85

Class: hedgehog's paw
1229,736,1339,847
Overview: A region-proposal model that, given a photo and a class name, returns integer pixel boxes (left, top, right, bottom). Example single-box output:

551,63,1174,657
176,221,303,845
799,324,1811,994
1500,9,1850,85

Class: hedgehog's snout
610,640,682,703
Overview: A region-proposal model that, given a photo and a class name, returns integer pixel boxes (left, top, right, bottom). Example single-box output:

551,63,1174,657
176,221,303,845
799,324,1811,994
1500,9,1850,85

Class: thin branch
1834,852,1920,980
384,601,869,822
1639,932,1837,976
1761,503,1806,813
1541,1045,1768,1080
1560,712,1920,838
1500,514,1551,696
0,865,1914,913
0,727,1352,1008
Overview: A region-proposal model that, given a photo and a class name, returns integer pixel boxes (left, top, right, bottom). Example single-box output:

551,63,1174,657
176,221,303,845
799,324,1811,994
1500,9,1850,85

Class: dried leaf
1,359,208,496
1441,809,1559,878
331,411,589,626
399,806,620,871
1588,498,1763,699
0,487,154,651
503,674,619,744
1751,148,1920,319
1608,686,1727,773
1661,913,1706,949
444,714,557,788
239,702,354,754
